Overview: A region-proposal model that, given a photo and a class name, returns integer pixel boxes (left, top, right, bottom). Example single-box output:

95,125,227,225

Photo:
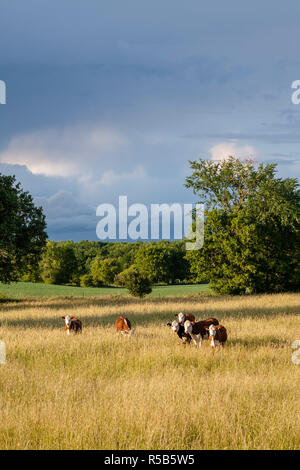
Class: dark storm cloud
0,0,300,239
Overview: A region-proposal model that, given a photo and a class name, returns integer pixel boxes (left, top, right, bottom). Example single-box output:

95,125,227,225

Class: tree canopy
0,174,47,283
186,157,300,294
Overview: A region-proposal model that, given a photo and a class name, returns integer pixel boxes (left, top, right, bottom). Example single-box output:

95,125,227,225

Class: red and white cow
167,320,192,344
184,318,219,348
62,315,82,335
115,316,135,335
208,324,227,348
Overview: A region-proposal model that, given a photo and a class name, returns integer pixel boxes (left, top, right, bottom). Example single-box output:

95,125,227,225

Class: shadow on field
0,294,214,311
0,292,299,330
0,309,299,330
0,312,176,330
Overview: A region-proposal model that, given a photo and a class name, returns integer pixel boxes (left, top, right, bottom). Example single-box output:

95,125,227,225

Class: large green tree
185,157,300,294
0,174,47,283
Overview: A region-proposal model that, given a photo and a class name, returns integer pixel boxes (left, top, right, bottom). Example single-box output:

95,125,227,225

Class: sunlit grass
0,281,209,299
0,293,299,449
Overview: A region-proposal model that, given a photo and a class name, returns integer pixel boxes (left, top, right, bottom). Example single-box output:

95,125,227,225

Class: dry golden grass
0,292,299,450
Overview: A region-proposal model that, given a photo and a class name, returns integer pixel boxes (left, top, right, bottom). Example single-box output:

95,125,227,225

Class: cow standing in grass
62,315,82,335
184,318,219,348
208,324,227,348
167,320,192,344
115,316,135,335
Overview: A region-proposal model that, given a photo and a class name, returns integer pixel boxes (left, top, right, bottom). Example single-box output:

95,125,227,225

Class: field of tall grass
0,292,299,449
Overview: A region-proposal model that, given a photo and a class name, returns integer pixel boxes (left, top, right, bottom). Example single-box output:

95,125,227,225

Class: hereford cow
62,315,82,335
208,324,227,348
115,316,135,335
184,318,219,348
167,320,191,344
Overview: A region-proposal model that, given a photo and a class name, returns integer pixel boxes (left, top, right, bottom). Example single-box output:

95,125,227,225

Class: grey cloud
0,163,77,197
35,191,94,219
183,132,300,145
1,1,300,239
34,190,97,241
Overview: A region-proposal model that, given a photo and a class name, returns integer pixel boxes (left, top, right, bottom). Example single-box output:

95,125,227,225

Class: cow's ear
61,316,65,319
167,323,171,326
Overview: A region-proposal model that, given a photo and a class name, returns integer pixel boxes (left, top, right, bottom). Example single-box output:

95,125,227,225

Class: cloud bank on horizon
0,0,299,240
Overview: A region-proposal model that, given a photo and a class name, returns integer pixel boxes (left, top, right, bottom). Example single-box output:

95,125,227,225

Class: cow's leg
191,334,200,349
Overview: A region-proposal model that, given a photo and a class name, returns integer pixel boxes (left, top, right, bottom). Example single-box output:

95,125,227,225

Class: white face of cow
184,320,192,334
178,312,185,324
171,320,180,333
209,324,216,337
64,315,72,328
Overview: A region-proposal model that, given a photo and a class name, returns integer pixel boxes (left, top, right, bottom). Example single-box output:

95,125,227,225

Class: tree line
22,239,193,288
1,157,299,296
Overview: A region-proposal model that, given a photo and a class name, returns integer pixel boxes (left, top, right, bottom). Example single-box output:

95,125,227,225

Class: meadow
0,292,299,449
0,281,209,299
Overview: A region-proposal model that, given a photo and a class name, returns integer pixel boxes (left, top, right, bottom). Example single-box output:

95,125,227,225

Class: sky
0,0,300,241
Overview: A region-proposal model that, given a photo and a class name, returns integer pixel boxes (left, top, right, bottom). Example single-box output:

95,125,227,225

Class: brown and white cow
184,318,219,348
208,324,227,348
115,316,135,335
62,315,82,335
167,320,192,344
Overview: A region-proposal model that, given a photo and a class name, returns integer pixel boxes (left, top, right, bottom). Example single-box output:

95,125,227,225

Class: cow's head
170,320,180,333
62,315,72,328
178,312,185,324
209,324,217,337
184,320,193,335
